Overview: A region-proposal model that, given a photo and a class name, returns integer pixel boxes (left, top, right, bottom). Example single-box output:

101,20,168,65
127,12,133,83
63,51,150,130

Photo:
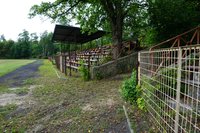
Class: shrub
120,70,138,104
120,70,146,110
78,60,90,81
136,97,145,110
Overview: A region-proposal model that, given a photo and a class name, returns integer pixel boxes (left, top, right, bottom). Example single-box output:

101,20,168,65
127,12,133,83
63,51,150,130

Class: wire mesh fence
138,45,200,133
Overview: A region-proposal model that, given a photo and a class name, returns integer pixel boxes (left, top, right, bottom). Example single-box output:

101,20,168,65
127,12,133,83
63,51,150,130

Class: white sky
0,0,55,41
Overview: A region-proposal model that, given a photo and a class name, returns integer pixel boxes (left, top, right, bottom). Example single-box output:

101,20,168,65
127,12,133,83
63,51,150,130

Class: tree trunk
111,17,123,59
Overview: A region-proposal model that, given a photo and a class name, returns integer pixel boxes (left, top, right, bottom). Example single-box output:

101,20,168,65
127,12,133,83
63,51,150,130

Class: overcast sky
0,0,55,41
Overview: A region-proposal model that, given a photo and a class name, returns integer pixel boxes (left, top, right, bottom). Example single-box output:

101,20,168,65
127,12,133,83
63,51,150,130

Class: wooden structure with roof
52,25,110,76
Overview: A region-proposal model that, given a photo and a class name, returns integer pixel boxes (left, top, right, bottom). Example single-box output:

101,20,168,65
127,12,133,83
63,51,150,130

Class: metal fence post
174,47,182,133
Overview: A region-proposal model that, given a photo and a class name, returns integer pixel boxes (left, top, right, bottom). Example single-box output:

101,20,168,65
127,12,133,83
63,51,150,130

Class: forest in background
0,29,112,59
1,0,200,59
0,30,57,59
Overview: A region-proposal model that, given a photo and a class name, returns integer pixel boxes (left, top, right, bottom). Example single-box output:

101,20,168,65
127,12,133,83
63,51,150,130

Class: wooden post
64,55,67,75
138,52,141,85
97,53,99,66
69,44,72,76
60,43,63,73
60,54,63,72
88,55,90,73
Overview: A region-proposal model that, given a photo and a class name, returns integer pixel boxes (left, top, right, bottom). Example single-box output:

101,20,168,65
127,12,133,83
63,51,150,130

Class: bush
78,60,90,81
120,70,146,110
120,70,138,104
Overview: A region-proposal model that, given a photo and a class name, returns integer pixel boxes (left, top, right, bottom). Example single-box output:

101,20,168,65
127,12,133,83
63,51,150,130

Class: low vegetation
120,70,145,110
120,70,138,103
0,60,131,132
78,60,90,81
120,70,156,132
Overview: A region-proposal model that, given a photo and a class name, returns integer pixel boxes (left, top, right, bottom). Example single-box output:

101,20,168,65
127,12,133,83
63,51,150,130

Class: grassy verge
0,60,131,132
0,59,36,77
0,85,29,95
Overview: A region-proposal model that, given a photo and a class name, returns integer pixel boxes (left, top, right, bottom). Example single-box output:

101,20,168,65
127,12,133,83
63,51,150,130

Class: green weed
78,60,90,81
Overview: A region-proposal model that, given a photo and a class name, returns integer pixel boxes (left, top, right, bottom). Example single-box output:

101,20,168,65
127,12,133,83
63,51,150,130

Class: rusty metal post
190,30,197,44
177,37,181,47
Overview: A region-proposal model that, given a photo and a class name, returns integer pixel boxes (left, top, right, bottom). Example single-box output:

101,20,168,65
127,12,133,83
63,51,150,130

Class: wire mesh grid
138,45,200,133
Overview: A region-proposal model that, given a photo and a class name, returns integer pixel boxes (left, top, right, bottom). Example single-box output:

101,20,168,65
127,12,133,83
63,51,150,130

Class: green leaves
120,70,146,110
147,0,200,42
78,60,90,81
29,0,146,38
120,70,138,104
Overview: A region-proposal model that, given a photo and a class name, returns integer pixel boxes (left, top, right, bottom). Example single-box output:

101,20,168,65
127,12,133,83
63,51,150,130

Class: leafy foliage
120,70,146,110
120,70,138,104
78,60,90,81
136,97,145,110
147,0,200,42
29,0,147,59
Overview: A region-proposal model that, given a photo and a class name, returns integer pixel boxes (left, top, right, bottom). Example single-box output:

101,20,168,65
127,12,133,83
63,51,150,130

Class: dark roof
52,25,107,44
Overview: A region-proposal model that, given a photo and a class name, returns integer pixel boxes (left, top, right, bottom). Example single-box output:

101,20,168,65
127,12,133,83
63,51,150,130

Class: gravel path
0,60,42,87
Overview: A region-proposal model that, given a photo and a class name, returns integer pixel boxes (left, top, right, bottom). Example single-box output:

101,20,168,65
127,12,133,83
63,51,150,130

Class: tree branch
100,0,116,23
54,0,81,18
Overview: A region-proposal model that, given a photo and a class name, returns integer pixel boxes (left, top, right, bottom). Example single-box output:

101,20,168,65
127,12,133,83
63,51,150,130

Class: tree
39,31,57,58
29,0,146,59
147,0,200,42
0,34,6,42
0,39,14,59
30,33,41,58
15,30,31,58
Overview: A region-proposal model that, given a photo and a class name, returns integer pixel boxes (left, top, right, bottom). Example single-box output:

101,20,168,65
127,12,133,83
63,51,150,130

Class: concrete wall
91,52,138,79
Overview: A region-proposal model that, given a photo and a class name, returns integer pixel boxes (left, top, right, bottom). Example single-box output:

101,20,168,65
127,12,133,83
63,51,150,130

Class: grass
0,104,17,121
0,60,156,132
0,59,36,77
0,60,131,132
0,85,11,94
0,84,29,95
13,87,29,95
